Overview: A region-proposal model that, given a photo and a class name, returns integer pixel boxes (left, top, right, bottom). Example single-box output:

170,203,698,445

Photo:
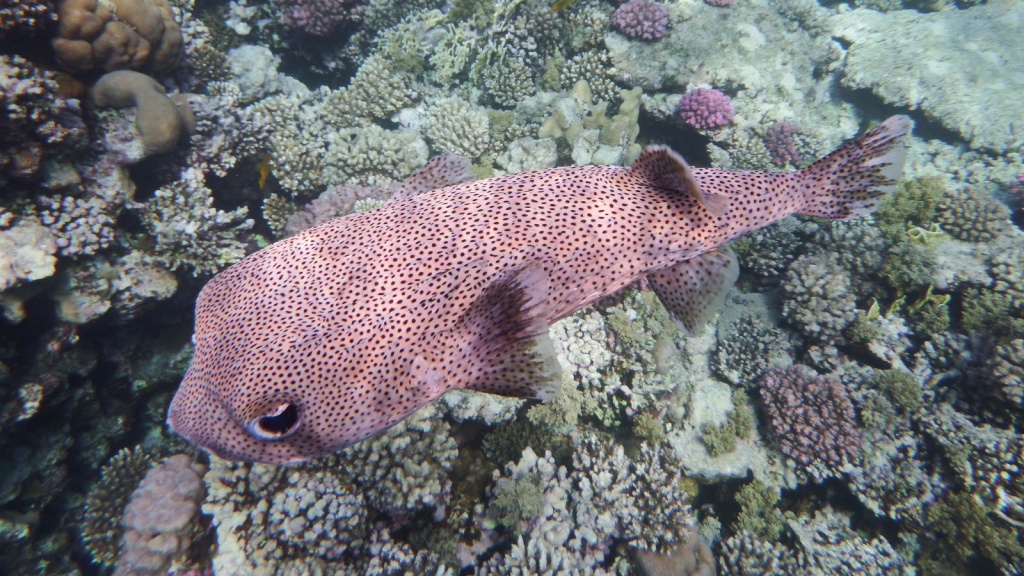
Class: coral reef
611,0,669,41
0,55,86,185
677,88,733,132
52,0,184,75
114,454,206,576
759,366,862,480
277,0,365,36
781,254,858,342
142,168,253,275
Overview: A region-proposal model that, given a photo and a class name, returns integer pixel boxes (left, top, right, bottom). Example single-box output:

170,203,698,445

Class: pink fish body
168,116,910,464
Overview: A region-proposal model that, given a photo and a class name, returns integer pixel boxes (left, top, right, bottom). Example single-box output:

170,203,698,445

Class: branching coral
759,366,862,480
0,55,86,185
82,447,154,566
422,96,491,158
142,167,253,276
781,254,858,341
935,185,1011,243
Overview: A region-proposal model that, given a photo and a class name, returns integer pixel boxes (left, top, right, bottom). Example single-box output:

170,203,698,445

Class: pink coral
278,0,365,36
759,366,862,477
763,121,802,167
677,87,734,131
612,0,669,41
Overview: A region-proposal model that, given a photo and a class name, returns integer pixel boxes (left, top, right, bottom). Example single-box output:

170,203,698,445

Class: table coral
831,3,1024,151
759,366,862,480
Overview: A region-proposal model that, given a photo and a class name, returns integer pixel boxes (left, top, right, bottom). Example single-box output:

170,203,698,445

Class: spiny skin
168,116,910,464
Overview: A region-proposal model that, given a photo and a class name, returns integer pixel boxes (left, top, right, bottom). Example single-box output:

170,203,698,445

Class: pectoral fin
647,247,739,336
454,262,562,399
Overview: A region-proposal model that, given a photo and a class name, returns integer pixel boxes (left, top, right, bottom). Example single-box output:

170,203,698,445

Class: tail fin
797,115,911,220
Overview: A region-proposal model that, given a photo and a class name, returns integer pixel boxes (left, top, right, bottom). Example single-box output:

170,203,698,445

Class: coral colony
0,0,1023,575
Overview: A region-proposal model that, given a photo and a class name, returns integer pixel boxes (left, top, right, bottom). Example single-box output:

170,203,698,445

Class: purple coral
278,0,365,36
759,366,862,475
763,121,802,167
611,0,669,41
677,87,734,131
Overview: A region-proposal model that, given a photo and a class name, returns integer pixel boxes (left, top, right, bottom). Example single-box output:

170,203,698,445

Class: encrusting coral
91,70,195,154
114,454,206,576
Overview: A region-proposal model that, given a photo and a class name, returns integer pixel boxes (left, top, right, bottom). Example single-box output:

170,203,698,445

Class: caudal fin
797,115,911,220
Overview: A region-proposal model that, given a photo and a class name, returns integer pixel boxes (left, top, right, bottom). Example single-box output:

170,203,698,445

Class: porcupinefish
168,115,911,464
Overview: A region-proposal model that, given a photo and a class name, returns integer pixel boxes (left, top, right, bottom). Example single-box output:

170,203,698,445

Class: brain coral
52,0,183,75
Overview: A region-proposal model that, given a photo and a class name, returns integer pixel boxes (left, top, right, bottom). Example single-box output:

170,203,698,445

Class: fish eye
246,402,301,440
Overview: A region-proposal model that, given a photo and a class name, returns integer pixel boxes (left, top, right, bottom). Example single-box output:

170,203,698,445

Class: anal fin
647,247,739,336
454,262,562,399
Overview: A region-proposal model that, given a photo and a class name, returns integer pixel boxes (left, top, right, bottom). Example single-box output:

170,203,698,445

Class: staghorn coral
38,194,117,256
713,313,791,387
322,124,428,186
781,254,858,341
935,186,1011,242
918,403,1024,524
732,216,819,278
478,533,625,576
849,431,933,524
336,403,457,514
142,167,253,276
785,508,899,574
114,454,206,576
611,0,668,41
185,82,268,177
759,366,862,480
561,51,620,107
717,530,802,576
324,53,417,124
203,456,368,576
422,96,491,158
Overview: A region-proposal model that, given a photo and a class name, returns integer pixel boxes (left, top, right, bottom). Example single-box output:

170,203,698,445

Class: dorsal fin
630,145,729,217
388,152,475,204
